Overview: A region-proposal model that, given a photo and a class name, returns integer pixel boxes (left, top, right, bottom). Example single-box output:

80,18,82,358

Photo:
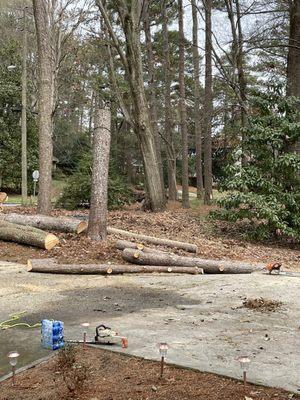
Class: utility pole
21,6,28,205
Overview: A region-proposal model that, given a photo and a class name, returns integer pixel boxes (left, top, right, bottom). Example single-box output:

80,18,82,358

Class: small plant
56,153,133,210
56,345,89,399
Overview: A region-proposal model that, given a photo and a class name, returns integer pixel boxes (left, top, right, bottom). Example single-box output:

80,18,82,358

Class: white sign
32,170,39,181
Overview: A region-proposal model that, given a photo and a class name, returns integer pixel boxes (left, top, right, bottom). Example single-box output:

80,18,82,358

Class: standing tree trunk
178,0,190,209
96,0,166,211
21,6,28,205
162,0,177,201
191,0,204,199
203,0,213,205
287,0,300,154
88,109,111,240
225,0,248,165
143,1,164,184
33,0,54,215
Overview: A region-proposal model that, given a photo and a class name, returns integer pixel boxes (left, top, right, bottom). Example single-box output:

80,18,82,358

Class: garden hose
0,311,41,330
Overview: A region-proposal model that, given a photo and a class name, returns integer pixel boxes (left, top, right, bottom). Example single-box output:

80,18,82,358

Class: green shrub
212,87,300,241
56,153,133,210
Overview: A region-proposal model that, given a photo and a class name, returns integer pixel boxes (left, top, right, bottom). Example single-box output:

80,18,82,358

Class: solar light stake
237,356,251,391
8,351,19,386
81,323,90,349
158,343,168,378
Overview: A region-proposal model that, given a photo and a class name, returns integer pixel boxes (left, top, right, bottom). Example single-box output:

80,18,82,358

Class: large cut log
122,248,265,274
115,240,167,254
0,213,87,234
0,221,59,250
108,227,197,253
27,259,201,275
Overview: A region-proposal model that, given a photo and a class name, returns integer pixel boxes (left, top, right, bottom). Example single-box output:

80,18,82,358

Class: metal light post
81,323,90,349
7,7,28,205
8,351,20,386
158,342,168,378
237,356,251,391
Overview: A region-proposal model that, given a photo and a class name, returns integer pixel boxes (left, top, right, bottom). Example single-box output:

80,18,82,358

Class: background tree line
0,0,299,239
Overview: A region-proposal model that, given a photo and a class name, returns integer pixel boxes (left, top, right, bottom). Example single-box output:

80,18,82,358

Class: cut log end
77,221,88,234
27,259,32,272
133,251,140,259
45,234,60,250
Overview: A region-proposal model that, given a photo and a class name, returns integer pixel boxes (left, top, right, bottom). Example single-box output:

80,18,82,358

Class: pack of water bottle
41,319,65,350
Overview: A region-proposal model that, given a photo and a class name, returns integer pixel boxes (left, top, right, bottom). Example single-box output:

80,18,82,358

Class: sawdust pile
243,297,283,312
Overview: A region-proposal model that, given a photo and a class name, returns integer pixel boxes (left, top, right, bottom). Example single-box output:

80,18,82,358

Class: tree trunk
225,0,248,164
33,0,54,215
115,239,167,254
122,248,265,274
88,109,111,240
125,16,166,211
287,0,300,154
191,0,204,199
27,259,201,275
162,0,177,201
0,213,87,234
203,0,213,205
143,1,164,183
108,227,198,252
0,221,59,250
96,0,166,211
178,0,190,209
21,6,28,205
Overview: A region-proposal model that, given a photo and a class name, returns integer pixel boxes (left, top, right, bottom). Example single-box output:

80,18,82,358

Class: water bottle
41,319,64,350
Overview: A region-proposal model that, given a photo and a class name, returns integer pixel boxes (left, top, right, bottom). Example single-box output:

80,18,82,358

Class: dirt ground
0,346,298,400
0,204,299,270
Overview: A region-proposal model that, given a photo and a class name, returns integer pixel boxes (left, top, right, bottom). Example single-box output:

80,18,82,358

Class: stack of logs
0,213,265,276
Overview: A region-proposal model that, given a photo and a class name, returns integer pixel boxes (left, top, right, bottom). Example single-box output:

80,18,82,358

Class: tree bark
115,239,166,254
33,0,55,215
0,221,59,250
178,0,190,209
224,0,248,164
88,109,111,240
21,6,28,205
27,259,201,275
287,0,300,154
143,0,164,183
162,0,177,201
108,227,198,252
203,0,213,205
0,213,87,234
96,0,166,211
122,248,265,274
191,0,204,199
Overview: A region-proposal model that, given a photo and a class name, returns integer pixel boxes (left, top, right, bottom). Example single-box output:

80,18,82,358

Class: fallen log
115,240,167,254
0,221,59,250
122,248,265,274
0,213,87,234
108,227,197,253
27,259,201,275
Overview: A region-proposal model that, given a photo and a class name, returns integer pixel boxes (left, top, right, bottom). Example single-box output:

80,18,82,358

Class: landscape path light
8,351,19,386
81,322,90,349
237,356,251,391
158,342,168,378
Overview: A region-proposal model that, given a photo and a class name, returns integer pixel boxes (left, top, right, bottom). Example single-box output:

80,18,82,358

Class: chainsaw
94,324,128,348
68,324,128,348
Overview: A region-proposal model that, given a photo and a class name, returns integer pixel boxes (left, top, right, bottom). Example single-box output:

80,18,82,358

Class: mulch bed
0,205,299,270
0,346,297,400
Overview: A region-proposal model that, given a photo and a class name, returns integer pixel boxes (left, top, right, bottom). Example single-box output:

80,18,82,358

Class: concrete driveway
0,261,299,393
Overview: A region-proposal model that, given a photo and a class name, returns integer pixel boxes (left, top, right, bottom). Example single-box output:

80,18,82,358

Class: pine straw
242,297,283,312
0,347,297,400
0,205,299,270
